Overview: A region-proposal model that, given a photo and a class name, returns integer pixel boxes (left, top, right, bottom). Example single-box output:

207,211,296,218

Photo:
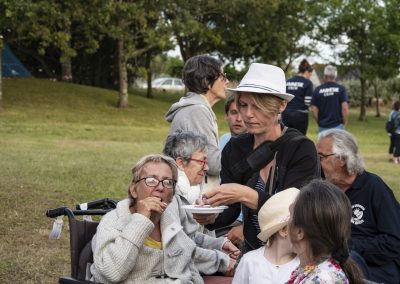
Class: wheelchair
46,198,234,284
46,198,117,284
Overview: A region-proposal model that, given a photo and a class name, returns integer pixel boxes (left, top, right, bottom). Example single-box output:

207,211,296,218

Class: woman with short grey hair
318,129,364,175
165,55,229,191
163,130,209,204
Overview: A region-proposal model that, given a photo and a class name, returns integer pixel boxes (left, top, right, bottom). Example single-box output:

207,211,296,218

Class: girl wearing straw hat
233,188,300,284
194,63,319,253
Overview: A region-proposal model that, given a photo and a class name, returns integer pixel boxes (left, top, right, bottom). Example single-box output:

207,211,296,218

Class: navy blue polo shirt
346,171,400,283
285,75,313,111
311,81,348,128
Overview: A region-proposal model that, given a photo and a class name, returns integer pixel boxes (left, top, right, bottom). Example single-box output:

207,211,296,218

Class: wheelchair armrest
59,276,102,284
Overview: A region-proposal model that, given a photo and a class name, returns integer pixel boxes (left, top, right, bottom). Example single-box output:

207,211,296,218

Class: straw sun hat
257,187,300,242
227,63,294,102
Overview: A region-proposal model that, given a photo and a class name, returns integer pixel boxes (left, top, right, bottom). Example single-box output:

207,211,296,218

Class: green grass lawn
0,78,398,283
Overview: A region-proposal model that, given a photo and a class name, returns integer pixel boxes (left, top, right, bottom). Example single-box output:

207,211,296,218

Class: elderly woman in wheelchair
90,154,237,284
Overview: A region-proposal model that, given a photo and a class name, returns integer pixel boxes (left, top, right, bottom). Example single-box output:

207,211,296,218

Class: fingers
226,225,244,245
223,240,241,260
136,197,168,218
202,187,225,207
192,213,218,225
224,258,236,277
201,188,219,199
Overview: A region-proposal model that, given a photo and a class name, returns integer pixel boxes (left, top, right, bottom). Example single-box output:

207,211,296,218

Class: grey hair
128,154,178,200
318,129,364,175
324,65,337,79
163,130,208,163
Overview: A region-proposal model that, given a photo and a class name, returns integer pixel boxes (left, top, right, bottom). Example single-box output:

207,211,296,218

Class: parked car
152,77,185,92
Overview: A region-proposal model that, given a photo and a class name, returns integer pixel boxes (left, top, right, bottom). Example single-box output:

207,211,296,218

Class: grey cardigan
91,198,228,284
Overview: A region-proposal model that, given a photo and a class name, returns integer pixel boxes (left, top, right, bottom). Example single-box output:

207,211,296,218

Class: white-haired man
316,129,400,284
311,65,349,133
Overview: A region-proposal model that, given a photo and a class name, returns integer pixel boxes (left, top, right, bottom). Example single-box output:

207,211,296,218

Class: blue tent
1,45,32,77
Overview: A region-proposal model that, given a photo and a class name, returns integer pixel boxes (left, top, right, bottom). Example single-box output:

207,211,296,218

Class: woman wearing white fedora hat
194,63,319,252
233,187,300,284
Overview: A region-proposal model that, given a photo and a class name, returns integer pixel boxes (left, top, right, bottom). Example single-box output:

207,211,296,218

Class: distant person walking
282,59,314,135
311,65,349,133
389,101,400,164
165,54,229,191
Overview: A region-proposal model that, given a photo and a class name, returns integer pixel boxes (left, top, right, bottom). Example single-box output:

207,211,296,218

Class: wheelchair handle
46,207,68,218
76,198,117,210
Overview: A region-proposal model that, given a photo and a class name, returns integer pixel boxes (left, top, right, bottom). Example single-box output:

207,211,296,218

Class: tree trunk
61,56,73,82
117,39,129,108
373,78,380,117
61,24,73,82
358,77,367,121
145,50,153,98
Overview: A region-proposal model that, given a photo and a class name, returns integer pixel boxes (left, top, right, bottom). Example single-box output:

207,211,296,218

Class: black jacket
346,171,400,284
207,127,320,251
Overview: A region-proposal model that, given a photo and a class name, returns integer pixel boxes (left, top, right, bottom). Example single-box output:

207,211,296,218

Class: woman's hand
222,239,241,260
202,184,244,206
226,224,244,245
192,212,218,225
225,258,236,277
191,197,218,225
202,183,259,209
136,197,168,223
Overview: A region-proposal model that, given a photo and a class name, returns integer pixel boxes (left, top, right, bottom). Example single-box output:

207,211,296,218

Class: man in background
316,129,400,284
311,65,349,133
219,95,246,149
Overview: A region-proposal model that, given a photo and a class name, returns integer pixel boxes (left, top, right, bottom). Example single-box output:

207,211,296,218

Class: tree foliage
1,0,399,115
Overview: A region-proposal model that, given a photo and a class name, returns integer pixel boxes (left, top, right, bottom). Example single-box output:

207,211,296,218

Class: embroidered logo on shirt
351,204,365,225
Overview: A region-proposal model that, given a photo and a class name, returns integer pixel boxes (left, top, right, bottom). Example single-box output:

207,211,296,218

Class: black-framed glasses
189,158,208,169
135,177,176,189
318,153,336,160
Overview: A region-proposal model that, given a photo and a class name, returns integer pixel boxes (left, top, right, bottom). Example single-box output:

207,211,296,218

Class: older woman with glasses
165,54,229,191
90,154,238,283
163,130,209,205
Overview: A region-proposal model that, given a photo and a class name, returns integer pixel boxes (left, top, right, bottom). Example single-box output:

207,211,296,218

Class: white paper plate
182,205,228,214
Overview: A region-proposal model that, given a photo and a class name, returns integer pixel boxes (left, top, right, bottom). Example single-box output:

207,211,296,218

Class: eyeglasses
318,153,336,160
135,177,176,189
189,158,208,168
219,72,228,82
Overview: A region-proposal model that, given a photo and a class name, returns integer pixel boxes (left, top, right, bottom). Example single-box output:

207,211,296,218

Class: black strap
246,129,300,171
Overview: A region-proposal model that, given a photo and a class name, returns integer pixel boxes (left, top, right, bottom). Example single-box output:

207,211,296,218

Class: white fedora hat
257,187,299,242
228,63,294,102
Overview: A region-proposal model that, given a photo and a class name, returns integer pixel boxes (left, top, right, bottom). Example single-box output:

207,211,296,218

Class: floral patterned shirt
286,257,349,284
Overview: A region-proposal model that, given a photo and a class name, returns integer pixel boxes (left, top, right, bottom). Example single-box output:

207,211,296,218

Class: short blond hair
236,92,283,114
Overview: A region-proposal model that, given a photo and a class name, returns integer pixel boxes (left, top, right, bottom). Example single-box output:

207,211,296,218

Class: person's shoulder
356,171,397,200
240,247,264,263
284,128,314,145
228,133,252,146
313,83,324,93
220,132,231,140
307,259,348,284
287,75,300,82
